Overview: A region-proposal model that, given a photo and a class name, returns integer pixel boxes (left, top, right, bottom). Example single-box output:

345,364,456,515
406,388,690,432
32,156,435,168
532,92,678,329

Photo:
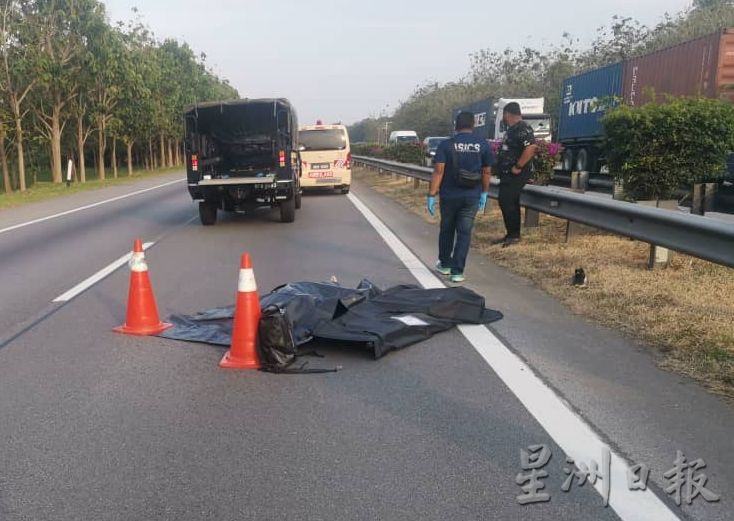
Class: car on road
388,130,419,145
298,123,352,194
184,98,302,225
422,136,449,166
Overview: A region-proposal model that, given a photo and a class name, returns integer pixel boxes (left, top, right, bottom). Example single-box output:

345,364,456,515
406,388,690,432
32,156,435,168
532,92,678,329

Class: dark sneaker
490,236,508,245
502,238,521,248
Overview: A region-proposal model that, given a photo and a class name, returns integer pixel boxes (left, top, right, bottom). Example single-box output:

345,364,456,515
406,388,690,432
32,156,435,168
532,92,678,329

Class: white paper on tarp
392,315,430,327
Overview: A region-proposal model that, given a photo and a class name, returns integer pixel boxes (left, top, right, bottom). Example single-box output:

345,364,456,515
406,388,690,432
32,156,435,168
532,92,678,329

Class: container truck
559,28,734,173
452,98,552,142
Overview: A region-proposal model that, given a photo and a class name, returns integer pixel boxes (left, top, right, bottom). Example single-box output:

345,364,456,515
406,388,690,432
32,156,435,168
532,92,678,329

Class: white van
298,123,351,194
388,130,419,145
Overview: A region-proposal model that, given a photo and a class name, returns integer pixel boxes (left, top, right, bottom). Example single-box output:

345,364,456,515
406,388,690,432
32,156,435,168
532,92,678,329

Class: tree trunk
174,140,181,166
126,140,134,177
50,104,63,183
97,117,106,180
76,114,87,183
14,107,26,192
148,138,154,170
112,139,118,178
167,137,174,168
159,133,166,169
0,130,10,193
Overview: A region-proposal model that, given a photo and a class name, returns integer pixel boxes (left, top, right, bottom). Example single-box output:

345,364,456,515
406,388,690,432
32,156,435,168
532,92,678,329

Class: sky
102,0,693,125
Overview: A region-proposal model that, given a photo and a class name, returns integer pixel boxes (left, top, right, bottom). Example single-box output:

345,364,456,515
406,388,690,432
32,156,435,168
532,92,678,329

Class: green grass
0,167,182,210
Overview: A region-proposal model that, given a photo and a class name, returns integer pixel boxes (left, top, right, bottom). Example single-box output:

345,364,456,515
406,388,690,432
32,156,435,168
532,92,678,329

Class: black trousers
498,177,527,239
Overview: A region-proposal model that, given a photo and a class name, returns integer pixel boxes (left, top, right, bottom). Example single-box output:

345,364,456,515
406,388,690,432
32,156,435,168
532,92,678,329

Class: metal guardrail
353,156,734,268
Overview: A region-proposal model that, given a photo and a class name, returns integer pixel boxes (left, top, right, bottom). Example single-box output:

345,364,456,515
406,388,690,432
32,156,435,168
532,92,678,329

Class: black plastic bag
258,305,338,374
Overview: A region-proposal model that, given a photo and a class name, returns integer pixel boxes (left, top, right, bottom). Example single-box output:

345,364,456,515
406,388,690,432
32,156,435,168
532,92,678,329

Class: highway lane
0,173,192,341
0,175,730,520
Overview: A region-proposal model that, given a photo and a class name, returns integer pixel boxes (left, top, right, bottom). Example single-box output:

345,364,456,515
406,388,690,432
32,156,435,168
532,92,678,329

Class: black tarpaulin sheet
159,280,503,359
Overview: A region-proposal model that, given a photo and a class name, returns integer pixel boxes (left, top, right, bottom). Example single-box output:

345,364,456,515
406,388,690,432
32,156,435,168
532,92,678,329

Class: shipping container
624,31,728,105
558,63,624,143
559,28,734,173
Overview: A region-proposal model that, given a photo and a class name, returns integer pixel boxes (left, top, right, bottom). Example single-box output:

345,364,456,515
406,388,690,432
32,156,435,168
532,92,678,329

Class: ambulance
298,122,351,194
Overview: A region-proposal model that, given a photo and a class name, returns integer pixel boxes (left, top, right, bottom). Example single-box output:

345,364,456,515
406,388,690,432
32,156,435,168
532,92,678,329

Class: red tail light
278,150,286,167
346,152,352,170
191,154,198,172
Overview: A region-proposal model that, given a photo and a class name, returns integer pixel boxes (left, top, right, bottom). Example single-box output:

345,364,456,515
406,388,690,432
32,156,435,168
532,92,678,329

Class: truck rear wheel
295,189,302,210
575,148,589,172
562,148,575,171
280,197,296,223
199,201,218,226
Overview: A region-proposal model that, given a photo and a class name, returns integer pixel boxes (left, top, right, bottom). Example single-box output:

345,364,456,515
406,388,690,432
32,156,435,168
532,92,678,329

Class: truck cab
184,99,301,225
494,98,552,142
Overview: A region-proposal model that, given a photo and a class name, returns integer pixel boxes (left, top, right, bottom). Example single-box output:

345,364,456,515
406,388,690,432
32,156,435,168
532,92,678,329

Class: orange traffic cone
113,239,172,336
219,253,261,369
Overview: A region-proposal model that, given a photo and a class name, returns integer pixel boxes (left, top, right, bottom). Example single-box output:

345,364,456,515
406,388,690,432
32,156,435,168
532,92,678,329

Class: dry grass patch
356,167,734,398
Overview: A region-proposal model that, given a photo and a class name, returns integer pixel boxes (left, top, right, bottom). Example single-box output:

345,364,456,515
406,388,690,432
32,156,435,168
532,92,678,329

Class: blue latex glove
479,192,489,211
427,195,436,217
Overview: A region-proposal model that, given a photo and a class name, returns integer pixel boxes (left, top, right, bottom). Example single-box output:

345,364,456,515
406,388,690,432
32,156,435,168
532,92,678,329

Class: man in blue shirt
428,111,493,283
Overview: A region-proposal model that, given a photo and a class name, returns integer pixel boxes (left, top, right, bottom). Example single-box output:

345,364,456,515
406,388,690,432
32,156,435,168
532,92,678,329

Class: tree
0,0,39,192
33,0,102,184
0,117,10,191
87,15,125,180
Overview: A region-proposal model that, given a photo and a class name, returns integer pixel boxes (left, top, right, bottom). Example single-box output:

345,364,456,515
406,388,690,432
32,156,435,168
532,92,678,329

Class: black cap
503,102,522,116
455,111,474,131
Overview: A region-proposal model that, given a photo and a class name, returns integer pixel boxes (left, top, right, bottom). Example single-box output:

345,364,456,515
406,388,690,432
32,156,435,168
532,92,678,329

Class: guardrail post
524,208,540,228
565,221,583,242
571,171,589,193
414,178,420,189
648,244,671,270
566,171,589,238
692,184,704,215
613,178,625,200
704,183,718,213
639,199,675,269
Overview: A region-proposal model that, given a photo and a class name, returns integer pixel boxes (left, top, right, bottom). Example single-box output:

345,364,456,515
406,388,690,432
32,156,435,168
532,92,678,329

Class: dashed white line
52,242,155,303
0,178,184,236
347,192,680,521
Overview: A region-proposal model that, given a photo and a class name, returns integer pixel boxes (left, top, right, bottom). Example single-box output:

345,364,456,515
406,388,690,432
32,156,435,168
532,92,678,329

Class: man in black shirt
493,102,538,247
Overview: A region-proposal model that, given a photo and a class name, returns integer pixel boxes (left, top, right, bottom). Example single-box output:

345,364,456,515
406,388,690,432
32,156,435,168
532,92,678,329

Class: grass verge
0,167,182,211
356,167,734,398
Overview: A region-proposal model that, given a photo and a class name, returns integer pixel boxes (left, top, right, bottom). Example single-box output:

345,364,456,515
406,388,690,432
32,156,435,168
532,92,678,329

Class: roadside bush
351,143,383,157
532,141,561,185
602,97,734,200
382,143,424,165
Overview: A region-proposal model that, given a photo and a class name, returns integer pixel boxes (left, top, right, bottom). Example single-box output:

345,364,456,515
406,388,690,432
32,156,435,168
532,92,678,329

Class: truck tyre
199,201,217,226
280,196,296,223
562,148,575,171
340,186,350,195
575,148,589,172
295,189,302,210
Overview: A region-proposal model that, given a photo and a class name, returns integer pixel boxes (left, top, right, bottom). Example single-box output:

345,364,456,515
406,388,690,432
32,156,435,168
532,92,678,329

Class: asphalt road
0,172,731,521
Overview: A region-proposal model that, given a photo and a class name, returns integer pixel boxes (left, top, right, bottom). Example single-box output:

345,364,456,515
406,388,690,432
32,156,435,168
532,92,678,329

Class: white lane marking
52,242,155,303
347,192,679,521
0,178,184,236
